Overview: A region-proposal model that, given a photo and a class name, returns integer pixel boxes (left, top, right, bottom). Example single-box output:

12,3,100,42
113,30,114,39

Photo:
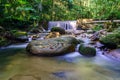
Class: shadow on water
0,44,29,80
0,48,25,71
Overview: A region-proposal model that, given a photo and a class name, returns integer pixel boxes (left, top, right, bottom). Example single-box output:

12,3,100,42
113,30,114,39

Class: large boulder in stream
26,36,79,56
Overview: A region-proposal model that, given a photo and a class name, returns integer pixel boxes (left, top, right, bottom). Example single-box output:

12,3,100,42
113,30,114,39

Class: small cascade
28,37,32,42
0,43,28,49
75,44,80,52
48,21,77,30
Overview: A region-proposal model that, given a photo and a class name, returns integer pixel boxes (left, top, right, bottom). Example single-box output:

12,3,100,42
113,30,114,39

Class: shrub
92,25,103,31
51,27,65,35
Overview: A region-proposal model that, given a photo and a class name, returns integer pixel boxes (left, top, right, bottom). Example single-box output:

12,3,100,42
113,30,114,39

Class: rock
95,42,104,48
86,29,94,34
9,75,39,80
45,32,60,39
78,44,96,56
76,19,93,30
26,36,79,56
51,27,65,35
100,32,120,49
0,37,10,47
73,30,85,35
65,30,74,35
18,36,28,41
28,28,42,34
107,49,120,60
90,29,107,41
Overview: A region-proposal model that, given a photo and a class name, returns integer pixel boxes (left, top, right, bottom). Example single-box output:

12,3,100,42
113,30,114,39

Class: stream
0,41,120,80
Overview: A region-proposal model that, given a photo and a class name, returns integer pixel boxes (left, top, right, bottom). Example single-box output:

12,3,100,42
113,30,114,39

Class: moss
100,30,120,49
10,30,27,37
51,27,65,35
78,44,96,56
0,37,10,47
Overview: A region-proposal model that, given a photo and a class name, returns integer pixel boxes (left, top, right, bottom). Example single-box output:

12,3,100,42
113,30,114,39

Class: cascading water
48,21,77,30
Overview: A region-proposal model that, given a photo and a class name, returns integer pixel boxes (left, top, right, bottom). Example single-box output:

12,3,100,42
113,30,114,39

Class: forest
1,0,120,28
0,0,120,46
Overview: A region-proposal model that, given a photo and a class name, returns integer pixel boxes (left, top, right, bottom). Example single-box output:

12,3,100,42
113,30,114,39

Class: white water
0,43,28,49
48,21,77,30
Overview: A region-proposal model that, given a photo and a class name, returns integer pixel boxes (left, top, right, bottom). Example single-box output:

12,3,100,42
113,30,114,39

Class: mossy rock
100,31,120,49
51,27,65,35
26,36,79,56
10,30,27,37
29,28,42,34
0,37,10,47
78,44,96,56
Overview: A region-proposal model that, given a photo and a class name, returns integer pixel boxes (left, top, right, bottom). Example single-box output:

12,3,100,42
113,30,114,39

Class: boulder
28,28,42,34
90,29,107,41
26,36,79,56
86,29,94,34
78,44,96,56
100,32,120,49
73,30,85,35
107,49,120,60
51,27,65,35
44,32,60,39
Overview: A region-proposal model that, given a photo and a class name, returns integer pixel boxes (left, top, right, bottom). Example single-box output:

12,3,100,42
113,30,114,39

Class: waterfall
48,21,77,30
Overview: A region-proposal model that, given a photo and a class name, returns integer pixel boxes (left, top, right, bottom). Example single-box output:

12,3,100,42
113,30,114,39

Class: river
0,43,120,80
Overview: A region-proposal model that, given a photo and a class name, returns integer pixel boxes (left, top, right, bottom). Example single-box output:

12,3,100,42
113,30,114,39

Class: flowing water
0,43,120,80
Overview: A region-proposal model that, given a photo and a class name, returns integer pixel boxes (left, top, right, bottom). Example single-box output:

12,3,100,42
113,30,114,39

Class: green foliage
0,0,120,31
78,44,96,56
0,37,9,47
92,25,103,31
51,27,65,34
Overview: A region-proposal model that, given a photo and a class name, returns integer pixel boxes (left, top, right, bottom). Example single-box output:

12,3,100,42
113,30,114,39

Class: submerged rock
26,36,79,56
9,75,39,80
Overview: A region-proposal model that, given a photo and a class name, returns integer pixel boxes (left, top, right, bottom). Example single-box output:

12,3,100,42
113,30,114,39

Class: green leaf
18,0,27,4
5,4,11,7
